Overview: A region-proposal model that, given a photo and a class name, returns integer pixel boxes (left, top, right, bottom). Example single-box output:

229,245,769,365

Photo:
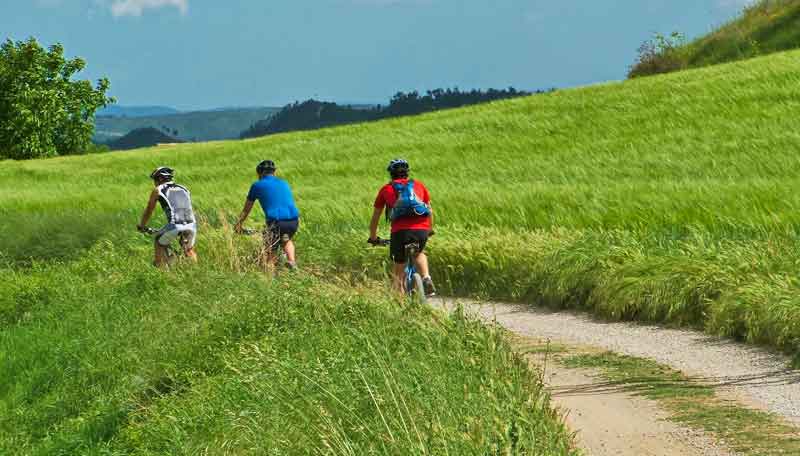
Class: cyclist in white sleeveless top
137,167,198,266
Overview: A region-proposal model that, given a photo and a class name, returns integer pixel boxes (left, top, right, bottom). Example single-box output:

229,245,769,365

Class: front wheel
410,273,427,305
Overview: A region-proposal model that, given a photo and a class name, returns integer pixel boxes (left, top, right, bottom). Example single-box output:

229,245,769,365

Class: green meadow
6,49,800,347
1,243,575,454
4,46,800,452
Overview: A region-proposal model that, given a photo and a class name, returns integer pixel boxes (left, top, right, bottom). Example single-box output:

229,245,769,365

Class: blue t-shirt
247,175,300,221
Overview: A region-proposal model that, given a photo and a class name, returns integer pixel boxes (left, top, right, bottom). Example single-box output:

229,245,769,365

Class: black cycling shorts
264,219,299,251
390,229,428,264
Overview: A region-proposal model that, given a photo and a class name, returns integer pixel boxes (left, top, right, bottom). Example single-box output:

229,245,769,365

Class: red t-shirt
374,178,432,233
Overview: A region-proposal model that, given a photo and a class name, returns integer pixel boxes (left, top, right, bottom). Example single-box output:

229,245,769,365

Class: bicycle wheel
410,273,427,305
165,246,178,267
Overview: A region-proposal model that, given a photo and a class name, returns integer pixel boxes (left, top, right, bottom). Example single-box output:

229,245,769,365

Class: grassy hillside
631,0,800,77
94,107,280,143
4,45,800,453
5,48,800,357
687,0,800,67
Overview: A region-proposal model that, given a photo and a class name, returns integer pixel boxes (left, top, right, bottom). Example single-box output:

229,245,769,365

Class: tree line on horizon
240,87,545,139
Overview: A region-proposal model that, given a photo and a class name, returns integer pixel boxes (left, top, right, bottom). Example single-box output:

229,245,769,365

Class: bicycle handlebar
139,226,158,235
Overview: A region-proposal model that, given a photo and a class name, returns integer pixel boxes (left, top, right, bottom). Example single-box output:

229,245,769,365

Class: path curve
434,298,800,426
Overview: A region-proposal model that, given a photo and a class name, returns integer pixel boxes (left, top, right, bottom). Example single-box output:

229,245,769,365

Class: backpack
158,183,195,224
389,179,431,221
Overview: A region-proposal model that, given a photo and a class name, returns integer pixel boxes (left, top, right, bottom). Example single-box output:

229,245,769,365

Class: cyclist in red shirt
369,159,436,296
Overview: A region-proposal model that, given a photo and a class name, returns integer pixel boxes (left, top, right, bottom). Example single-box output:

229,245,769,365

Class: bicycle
368,237,428,305
238,227,291,271
139,226,190,267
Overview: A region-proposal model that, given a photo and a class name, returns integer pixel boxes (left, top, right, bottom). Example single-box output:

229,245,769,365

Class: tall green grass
5,49,800,357
0,236,575,454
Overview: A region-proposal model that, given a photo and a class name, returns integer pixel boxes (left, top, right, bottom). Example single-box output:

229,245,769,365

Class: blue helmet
387,158,409,175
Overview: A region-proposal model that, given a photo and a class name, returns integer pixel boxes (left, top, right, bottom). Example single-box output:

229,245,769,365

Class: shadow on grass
548,369,800,398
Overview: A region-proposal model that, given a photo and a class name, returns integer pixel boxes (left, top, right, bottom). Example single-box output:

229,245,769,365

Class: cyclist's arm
369,206,383,240
428,202,434,232
234,199,255,232
137,189,159,229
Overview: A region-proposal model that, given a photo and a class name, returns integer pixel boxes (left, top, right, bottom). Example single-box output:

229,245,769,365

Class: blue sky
4,0,753,110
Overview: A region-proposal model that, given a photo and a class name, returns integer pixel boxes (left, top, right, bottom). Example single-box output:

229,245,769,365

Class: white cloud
110,0,188,17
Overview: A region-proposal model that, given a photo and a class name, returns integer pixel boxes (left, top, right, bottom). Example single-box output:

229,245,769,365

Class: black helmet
387,158,409,175
257,160,276,175
150,166,174,181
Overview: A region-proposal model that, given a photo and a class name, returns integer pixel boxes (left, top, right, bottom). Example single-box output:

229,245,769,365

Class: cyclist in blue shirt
234,160,300,269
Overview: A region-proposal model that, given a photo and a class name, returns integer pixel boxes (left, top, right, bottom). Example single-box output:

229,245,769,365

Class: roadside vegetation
0,237,576,454
630,0,800,77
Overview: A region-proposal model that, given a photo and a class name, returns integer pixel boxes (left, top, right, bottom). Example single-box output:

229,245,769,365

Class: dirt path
540,362,728,456
433,298,800,455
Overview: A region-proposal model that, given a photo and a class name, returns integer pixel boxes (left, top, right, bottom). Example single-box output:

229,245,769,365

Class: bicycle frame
403,244,420,296
369,238,425,301
140,226,186,265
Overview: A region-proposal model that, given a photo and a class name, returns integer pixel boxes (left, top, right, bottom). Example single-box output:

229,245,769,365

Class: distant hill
106,127,183,151
630,0,800,77
240,88,535,139
98,105,181,118
94,107,281,143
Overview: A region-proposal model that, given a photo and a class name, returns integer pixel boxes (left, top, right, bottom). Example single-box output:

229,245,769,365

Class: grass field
0,239,576,454
5,49,800,353
4,44,800,453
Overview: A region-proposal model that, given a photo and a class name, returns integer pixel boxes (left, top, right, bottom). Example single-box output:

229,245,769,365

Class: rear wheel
165,245,178,267
411,273,427,305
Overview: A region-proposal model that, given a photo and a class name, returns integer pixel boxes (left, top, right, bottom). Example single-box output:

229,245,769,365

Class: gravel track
435,298,800,426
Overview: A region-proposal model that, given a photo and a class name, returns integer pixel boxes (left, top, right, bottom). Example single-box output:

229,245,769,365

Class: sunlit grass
4,51,800,358
0,238,576,454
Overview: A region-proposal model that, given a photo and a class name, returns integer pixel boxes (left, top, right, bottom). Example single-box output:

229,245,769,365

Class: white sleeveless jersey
156,182,195,224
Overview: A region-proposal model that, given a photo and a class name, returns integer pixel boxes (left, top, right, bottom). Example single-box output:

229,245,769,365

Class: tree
0,37,114,160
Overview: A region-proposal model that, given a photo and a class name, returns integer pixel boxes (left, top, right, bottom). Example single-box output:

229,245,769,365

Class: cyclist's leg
284,239,296,262
179,223,198,262
409,230,435,296
409,230,430,277
389,231,409,293
262,222,281,266
414,252,429,277
277,220,299,267
154,224,177,267
153,239,169,267
392,263,406,293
